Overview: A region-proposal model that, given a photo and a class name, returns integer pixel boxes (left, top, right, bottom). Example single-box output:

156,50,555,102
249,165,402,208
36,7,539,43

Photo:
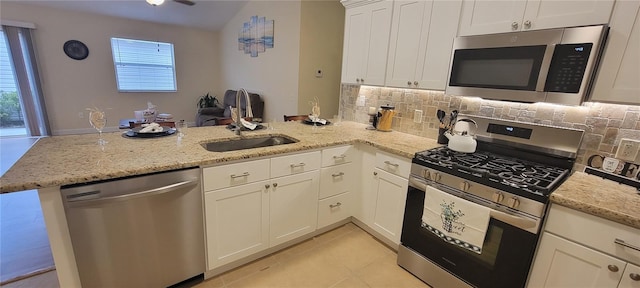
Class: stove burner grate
414,146,568,195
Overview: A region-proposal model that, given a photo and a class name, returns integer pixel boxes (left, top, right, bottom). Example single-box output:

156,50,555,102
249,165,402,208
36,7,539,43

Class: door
619,263,640,288
204,180,269,269
341,5,368,84
341,1,392,85
528,233,626,288
385,0,433,88
522,0,614,31
591,0,640,104
458,0,527,36
269,171,319,247
371,168,408,244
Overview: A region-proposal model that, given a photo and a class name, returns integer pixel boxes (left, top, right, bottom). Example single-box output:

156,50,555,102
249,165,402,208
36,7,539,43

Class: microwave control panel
544,43,593,93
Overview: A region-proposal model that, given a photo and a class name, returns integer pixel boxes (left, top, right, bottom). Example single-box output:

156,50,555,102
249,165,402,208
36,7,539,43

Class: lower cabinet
269,171,319,247
528,233,627,287
370,168,408,245
204,181,270,269
527,204,640,288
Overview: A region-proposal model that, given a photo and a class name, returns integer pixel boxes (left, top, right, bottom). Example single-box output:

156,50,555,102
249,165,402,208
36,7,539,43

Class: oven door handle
410,178,538,232
488,210,537,231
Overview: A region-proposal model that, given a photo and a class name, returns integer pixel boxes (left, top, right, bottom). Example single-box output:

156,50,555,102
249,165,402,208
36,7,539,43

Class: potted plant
197,92,219,109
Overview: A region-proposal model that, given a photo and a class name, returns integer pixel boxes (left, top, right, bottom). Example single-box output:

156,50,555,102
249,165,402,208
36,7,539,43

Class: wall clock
63,40,89,60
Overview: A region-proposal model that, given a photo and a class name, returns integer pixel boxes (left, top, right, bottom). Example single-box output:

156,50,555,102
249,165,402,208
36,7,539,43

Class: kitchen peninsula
1,121,639,288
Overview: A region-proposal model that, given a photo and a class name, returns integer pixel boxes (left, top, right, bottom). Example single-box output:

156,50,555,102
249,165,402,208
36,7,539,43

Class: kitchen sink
201,135,298,152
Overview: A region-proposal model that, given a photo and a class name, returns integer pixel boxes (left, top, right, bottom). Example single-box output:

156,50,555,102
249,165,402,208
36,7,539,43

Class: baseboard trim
0,266,56,286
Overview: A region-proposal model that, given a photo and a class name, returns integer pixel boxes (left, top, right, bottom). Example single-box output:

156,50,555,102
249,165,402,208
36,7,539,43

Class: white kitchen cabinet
528,232,627,288
203,151,321,269
341,0,393,86
370,152,410,245
269,170,320,247
204,181,270,269
370,168,408,245
527,204,640,288
354,144,377,225
385,0,462,90
458,0,614,36
619,263,640,288
317,145,356,229
591,0,640,105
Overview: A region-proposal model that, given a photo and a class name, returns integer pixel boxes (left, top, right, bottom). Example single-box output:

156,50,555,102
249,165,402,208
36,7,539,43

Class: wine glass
89,108,107,146
311,104,320,131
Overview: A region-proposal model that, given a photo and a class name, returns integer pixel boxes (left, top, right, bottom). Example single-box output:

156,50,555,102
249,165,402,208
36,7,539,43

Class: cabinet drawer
545,204,640,264
375,151,411,178
271,151,321,178
317,191,352,229
320,163,354,199
321,145,356,167
203,159,270,191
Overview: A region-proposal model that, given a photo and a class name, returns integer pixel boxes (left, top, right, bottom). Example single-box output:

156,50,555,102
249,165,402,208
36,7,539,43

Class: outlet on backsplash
616,139,640,163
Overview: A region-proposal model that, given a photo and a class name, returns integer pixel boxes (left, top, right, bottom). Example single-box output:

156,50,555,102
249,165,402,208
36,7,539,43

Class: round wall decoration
63,40,89,60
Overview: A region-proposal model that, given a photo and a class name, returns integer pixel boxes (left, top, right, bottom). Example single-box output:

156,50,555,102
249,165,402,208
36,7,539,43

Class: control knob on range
430,172,441,182
459,181,471,191
491,192,504,203
506,197,520,209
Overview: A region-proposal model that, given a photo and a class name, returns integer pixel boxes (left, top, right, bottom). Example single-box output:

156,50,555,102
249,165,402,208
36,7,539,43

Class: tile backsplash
339,84,640,170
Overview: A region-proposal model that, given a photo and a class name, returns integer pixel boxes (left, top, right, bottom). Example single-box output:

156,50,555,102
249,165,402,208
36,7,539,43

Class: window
110,37,176,92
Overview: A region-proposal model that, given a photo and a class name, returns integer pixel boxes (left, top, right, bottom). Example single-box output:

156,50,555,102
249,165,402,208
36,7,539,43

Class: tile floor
3,223,431,288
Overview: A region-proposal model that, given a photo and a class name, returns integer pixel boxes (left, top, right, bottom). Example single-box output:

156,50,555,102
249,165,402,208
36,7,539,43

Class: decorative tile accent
339,84,640,168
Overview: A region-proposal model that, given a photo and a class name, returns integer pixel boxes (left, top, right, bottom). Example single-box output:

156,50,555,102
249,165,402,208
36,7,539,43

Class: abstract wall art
238,16,274,57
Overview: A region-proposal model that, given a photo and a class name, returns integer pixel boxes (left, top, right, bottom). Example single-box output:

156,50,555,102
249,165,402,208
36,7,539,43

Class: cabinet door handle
523,20,531,29
407,81,412,85
273,183,278,188
331,172,345,177
614,238,640,252
333,154,346,160
290,163,306,168
329,202,342,208
511,21,519,30
608,265,619,272
230,172,250,179
413,81,418,86
630,273,640,281
373,171,378,176
384,160,399,167
265,184,270,189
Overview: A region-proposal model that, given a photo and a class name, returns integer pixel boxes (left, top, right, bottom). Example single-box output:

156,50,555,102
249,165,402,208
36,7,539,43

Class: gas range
410,115,584,220
399,115,585,288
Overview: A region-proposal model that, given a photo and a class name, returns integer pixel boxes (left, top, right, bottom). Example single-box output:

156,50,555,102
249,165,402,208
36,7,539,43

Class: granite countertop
0,121,437,193
550,172,640,229
2,121,638,229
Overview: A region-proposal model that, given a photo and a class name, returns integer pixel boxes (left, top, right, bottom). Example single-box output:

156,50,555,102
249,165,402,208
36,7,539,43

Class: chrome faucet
234,88,253,135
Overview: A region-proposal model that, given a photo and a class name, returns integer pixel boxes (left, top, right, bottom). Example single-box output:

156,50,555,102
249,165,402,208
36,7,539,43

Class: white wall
1,2,220,135
219,1,301,122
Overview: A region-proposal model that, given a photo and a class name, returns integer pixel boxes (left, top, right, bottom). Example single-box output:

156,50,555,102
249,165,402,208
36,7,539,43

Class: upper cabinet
385,0,463,90
591,0,640,105
458,0,615,36
341,0,393,86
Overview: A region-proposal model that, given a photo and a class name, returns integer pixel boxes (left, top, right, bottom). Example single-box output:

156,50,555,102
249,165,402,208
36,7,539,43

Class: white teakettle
444,118,478,153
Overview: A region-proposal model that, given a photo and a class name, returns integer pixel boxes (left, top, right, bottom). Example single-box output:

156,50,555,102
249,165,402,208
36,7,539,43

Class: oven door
400,179,539,288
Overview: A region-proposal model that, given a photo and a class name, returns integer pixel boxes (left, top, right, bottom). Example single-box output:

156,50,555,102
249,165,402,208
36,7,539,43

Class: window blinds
110,37,176,92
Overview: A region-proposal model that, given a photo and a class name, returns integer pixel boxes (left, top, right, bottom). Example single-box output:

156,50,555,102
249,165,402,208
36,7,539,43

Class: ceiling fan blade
173,0,195,6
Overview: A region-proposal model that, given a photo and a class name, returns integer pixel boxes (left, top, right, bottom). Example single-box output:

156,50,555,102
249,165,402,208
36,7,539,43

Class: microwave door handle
536,44,557,92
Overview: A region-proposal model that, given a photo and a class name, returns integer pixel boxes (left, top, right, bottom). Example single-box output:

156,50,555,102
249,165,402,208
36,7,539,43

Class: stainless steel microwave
446,25,608,106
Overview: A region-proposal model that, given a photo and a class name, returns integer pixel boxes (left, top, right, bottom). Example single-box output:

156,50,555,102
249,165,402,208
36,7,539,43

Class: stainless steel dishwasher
61,168,205,288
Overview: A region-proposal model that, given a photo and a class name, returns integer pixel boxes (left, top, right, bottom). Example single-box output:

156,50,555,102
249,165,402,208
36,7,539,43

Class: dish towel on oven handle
421,185,490,254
